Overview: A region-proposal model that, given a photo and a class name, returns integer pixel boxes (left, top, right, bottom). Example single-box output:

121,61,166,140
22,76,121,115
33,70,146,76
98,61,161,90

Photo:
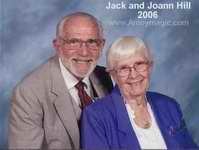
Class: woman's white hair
106,36,153,70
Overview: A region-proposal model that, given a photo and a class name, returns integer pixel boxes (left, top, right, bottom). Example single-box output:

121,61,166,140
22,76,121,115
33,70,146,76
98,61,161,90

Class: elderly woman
81,36,198,149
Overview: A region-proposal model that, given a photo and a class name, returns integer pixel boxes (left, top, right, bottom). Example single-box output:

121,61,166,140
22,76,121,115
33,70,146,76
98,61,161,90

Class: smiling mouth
127,79,143,84
73,59,92,63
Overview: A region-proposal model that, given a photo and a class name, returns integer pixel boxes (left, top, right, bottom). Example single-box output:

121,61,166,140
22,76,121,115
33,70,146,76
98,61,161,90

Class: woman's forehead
115,54,147,66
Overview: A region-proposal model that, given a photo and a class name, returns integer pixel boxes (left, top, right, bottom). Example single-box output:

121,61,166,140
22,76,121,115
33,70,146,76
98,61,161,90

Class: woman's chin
130,88,146,97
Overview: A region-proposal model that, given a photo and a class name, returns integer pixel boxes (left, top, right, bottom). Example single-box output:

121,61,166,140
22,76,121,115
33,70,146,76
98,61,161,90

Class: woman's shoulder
83,93,117,121
87,94,114,112
147,91,179,107
147,91,183,119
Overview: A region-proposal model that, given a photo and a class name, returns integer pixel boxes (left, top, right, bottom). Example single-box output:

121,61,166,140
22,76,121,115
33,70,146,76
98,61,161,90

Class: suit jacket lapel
112,86,140,150
49,56,80,148
146,92,174,148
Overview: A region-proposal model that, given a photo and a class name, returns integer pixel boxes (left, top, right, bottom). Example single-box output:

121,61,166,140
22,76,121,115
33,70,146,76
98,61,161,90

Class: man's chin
64,61,97,79
72,67,95,79
74,72,88,79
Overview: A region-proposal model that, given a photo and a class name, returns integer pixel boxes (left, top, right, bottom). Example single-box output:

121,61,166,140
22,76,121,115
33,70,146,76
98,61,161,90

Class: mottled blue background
1,0,199,148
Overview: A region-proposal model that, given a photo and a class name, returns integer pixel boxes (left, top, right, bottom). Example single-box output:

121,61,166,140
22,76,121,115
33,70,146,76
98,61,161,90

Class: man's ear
53,38,59,49
53,38,62,54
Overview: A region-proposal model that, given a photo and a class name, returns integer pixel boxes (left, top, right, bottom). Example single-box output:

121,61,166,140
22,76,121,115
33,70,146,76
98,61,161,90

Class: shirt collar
59,58,90,89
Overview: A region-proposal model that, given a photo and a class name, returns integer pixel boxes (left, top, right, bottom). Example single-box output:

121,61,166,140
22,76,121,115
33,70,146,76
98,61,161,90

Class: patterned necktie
75,80,92,109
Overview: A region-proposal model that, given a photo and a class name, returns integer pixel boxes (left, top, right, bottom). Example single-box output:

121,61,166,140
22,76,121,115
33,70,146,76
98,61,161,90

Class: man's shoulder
94,65,106,71
92,65,113,92
16,56,58,89
93,65,107,77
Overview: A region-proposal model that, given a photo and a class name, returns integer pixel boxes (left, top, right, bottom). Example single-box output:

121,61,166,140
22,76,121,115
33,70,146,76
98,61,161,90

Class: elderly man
8,12,113,149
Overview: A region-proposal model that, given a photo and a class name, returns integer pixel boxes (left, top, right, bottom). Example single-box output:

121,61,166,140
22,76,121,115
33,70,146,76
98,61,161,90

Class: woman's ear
106,68,116,81
110,71,118,83
148,61,154,74
101,39,105,48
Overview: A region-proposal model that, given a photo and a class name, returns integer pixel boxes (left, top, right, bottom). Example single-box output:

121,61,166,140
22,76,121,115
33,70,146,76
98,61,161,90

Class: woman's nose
129,67,139,78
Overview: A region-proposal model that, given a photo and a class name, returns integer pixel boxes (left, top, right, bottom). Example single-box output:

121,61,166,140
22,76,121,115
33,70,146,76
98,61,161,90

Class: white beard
61,57,97,79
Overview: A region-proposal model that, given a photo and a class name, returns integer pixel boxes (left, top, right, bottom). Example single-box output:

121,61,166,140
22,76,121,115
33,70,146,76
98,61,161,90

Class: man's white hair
56,12,104,38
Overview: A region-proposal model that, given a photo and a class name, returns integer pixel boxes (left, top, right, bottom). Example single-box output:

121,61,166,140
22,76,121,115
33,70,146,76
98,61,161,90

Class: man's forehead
64,25,99,33
64,15,98,28
62,23,100,38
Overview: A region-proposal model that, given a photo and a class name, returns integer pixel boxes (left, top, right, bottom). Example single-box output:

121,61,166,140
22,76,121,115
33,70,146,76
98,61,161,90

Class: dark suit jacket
8,56,113,149
81,86,198,149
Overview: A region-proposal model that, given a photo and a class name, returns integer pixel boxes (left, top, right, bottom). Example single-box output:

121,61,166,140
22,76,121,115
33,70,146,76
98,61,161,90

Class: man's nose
79,42,89,56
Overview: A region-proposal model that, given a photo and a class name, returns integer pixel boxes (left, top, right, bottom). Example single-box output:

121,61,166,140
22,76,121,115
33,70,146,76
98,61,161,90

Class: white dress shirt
59,58,92,107
125,103,167,149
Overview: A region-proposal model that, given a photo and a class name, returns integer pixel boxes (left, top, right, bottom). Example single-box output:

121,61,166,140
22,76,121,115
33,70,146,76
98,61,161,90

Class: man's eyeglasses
59,37,105,50
111,61,151,77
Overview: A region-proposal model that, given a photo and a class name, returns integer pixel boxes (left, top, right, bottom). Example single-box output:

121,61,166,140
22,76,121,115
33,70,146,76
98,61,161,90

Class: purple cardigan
81,86,198,149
